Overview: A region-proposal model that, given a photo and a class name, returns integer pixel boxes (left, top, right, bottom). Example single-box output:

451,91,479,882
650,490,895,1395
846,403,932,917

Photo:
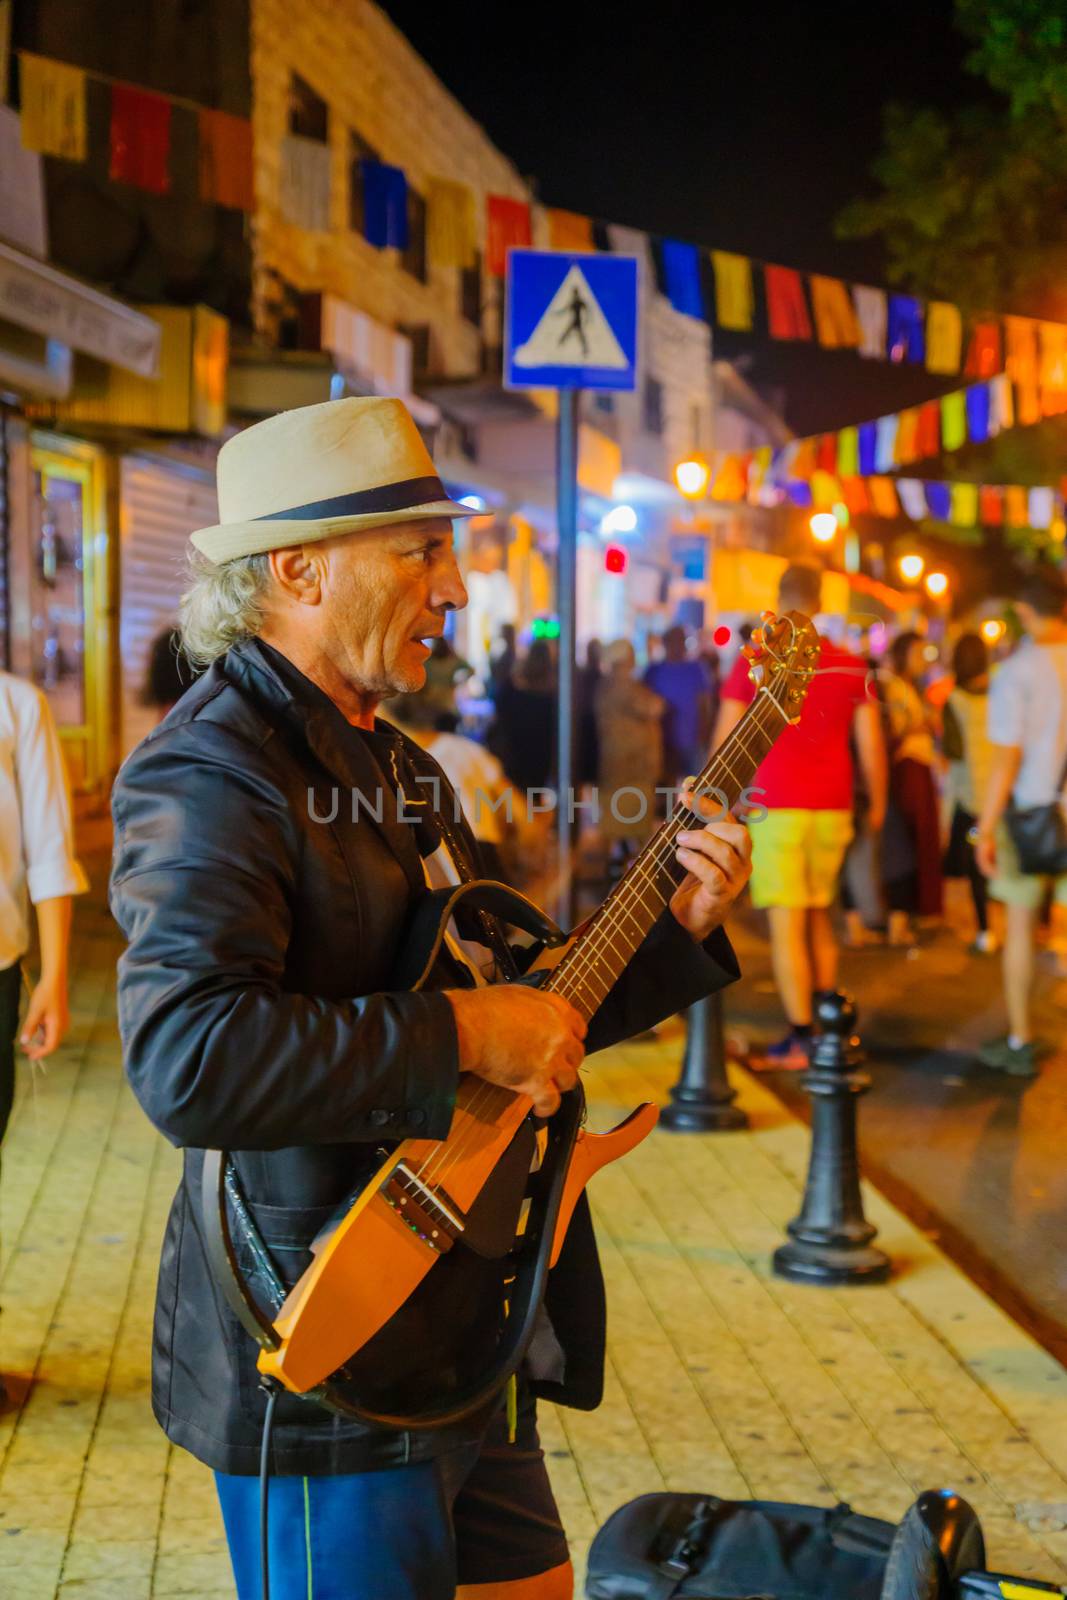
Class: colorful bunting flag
1039,321,1067,416
925,482,952,521
887,294,925,364
1030,487,1055,529
547,207,593,251
858,422,877,476
950,483,978,527
661,239,705,319
988,374,1014,433
816,434,838,473
841,477,870,515
809,275,860,348
837,427,859,477
764,265,812,340
710,250,754,331
897,480,928,521
810,470,840,509
1005,486,1029,528
853,286,887,359
790,439,818,481
940,391,967,452
964,320,1003,379
19,51,87,161
711,455,747,501
875,415,898,473
197,108,253,211
895,409,920,465
486,194,531,276
965,383,990,445
979,486,1004,526
427,177,477,268
912,398,939,457
361,159,408,249
868,477,899,518
279,134,331,231
925,301,962,375
1005,316,1041,423
109,83,171,194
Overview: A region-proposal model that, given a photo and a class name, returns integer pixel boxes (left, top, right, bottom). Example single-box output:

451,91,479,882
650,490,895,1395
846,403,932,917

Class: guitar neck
545,687,789,1022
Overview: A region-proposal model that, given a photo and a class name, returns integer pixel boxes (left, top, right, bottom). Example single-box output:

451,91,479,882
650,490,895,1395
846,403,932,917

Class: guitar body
255,879,659,1417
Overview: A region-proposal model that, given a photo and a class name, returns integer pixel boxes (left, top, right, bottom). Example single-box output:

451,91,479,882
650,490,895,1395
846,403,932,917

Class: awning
0,239,161,378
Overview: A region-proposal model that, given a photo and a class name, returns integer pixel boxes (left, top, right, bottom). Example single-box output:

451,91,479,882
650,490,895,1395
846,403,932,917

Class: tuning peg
751,628,764,648
760,609,776,624
740,643,757,662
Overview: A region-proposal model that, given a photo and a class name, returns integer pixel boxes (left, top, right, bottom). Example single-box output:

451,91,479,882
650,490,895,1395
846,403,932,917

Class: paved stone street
5,873,1067,1594
726,893,1067,1366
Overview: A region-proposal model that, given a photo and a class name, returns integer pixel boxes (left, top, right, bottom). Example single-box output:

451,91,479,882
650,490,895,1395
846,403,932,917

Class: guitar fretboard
546,687,788,1022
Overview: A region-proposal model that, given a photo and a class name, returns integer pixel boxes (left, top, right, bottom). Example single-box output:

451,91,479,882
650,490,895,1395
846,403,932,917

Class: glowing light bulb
674,457,710,499
899,553,925,582
925,570,949,599
809,512,837,543
980,619,1005,644
601,504,637,536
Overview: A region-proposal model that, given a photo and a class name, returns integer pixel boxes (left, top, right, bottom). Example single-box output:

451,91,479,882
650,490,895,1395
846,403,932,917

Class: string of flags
702,442,1067,534
14,46,1067,409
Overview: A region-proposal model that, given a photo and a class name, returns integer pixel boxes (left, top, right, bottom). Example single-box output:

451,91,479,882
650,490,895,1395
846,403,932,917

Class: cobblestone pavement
4,882,1067,1595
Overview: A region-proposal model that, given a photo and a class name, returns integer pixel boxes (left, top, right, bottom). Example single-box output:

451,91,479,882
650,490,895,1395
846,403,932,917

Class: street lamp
809,511,837,543
925,570,948,599
899,552,925,583
674,456,710,500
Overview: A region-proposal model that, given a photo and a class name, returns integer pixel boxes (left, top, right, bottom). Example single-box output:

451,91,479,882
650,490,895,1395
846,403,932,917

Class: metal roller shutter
119,456,218,760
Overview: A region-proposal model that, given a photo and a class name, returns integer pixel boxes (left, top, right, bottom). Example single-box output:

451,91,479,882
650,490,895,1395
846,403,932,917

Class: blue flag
361,158,408,249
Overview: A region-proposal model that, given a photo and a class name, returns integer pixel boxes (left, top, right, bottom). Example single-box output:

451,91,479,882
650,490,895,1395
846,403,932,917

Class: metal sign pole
556,388,580,931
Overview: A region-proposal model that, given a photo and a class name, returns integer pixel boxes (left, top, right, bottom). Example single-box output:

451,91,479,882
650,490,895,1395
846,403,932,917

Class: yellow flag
547,208,593,251
810,276,860,348
19,51,87,161
950,483,978,526
710,251,753,331
426,177,476,270
925,301,962,374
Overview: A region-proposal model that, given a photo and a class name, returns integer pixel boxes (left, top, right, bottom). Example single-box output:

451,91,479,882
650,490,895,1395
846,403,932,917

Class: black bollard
661,992,749,1133
772,990,890,1285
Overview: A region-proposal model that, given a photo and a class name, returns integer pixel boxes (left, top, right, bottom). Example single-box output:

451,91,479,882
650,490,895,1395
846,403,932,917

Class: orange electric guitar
203,611,818,1429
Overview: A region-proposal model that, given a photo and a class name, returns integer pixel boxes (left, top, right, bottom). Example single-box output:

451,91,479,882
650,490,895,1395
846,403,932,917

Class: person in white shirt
976,571,1067,1077
0,670,88,1145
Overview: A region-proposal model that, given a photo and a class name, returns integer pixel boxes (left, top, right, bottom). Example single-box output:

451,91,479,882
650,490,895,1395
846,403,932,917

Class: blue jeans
215,1390,567,1599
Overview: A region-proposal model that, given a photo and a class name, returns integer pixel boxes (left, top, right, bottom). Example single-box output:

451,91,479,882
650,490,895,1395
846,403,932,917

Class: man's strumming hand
444,985,586,1118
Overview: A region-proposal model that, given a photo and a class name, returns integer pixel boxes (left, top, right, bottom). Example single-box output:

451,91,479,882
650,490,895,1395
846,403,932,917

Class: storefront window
30,465,87,729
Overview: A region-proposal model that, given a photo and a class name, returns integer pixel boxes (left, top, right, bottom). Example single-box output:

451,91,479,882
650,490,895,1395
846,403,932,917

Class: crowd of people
401,559,1067,1087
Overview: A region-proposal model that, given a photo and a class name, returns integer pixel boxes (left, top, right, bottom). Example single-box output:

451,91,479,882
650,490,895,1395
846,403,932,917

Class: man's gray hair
179,550,272,666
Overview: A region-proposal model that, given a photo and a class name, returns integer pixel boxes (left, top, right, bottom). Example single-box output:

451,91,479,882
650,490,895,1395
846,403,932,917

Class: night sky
380,0,980,436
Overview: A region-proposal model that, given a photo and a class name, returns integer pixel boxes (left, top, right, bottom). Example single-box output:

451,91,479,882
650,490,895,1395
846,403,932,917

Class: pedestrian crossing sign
505,250,638,392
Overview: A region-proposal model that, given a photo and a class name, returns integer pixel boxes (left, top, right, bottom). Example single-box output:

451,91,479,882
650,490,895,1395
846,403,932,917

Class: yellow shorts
989,823,1067,910
748,808,854,910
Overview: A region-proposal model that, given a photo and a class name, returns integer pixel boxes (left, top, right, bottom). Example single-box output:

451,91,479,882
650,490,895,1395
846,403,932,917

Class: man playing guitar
110,397,751,1600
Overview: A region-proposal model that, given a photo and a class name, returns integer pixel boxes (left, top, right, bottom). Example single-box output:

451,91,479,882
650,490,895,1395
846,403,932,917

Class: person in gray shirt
976,569,1067,1076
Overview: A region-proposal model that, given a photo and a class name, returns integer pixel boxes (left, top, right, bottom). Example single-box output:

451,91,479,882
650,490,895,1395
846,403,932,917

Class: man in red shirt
717,562,887,1067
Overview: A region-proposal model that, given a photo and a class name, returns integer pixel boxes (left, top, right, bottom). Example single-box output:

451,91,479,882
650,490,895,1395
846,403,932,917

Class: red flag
486,195,531,277
915,401,941,459
979,486,1004,526
964,321,1003,379
764,265,813,340
816,434,838,473
110,84,171,194
198,109,253,211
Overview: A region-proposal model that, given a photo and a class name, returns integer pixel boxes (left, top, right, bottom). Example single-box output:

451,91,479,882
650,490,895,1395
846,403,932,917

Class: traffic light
604,544,628,574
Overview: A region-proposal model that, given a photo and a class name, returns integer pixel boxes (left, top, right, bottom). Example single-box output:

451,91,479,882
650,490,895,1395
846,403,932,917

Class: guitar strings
409,689,788,1197
408,687,789,1198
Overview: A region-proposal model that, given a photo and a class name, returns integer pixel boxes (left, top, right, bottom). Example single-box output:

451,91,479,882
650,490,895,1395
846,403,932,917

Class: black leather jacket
110,638,739,1475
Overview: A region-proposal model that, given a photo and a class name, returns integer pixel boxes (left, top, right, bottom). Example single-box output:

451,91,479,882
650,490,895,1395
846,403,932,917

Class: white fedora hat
190,396,478,563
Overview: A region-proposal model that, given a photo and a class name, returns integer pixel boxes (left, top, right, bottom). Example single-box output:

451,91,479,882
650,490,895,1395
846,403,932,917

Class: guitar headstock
742,610,820,724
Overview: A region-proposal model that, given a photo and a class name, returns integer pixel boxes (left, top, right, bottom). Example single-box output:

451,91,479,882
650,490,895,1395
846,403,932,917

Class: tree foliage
838,1,1067,320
